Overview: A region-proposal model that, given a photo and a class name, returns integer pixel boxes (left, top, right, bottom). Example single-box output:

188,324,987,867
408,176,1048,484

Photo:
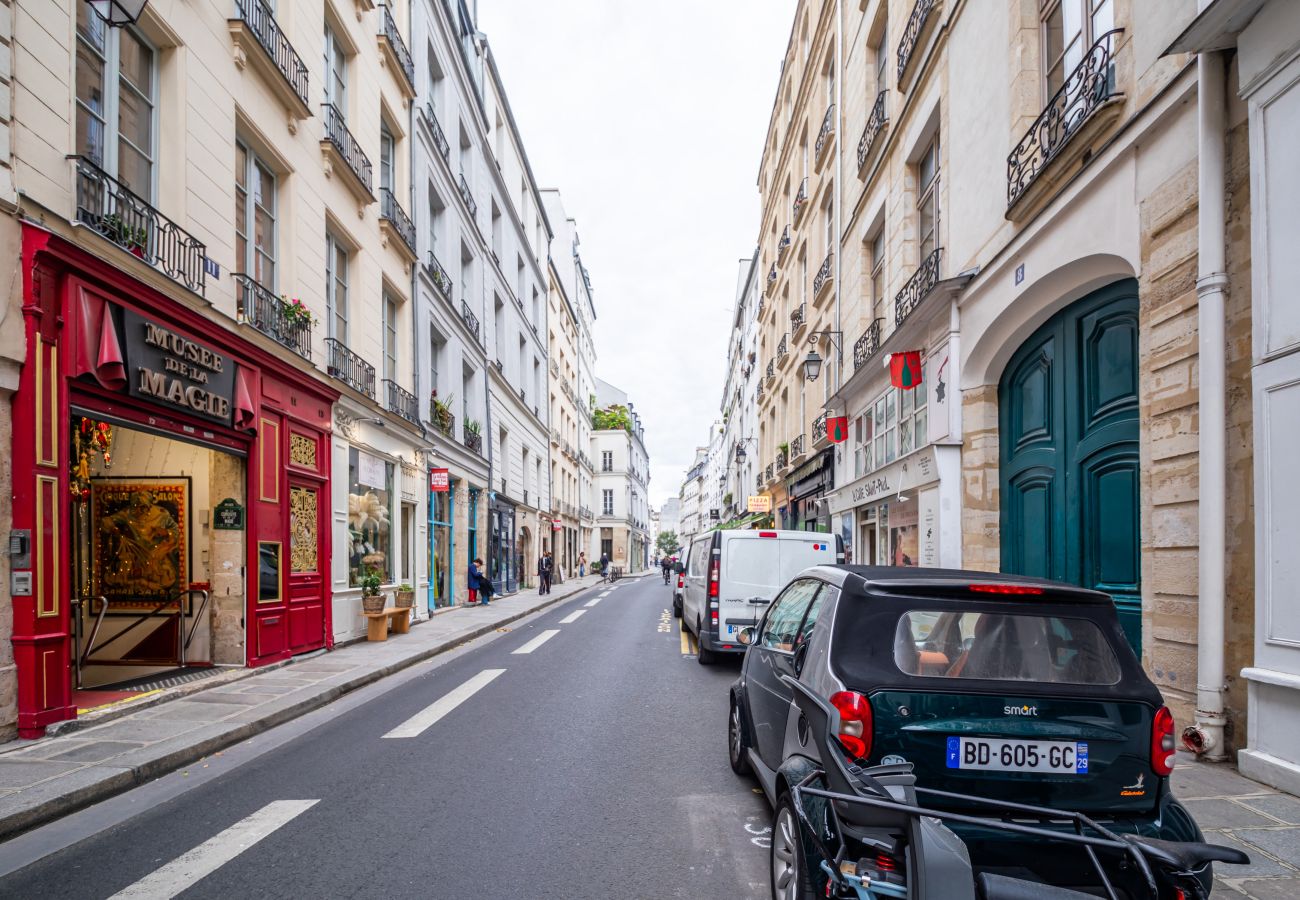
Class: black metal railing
813,251,833,298
853,318,885,370
378,4,415,93
1007,30,1122,208
430,401,455,438
423,103,450,162
777,225,791,260
766,360,775,382
777,449,789,469
766,264,777,295
895,248,942,326
813,413,827,444
857,90,888,172
383,378,419,424
321,103,373,194
425,252,453,298
464,429,483,454
897,0,936,81
460,299,481,342
234,0,309,109
815,103,836,161
380,188,417,257
790,303,806,332
458,172,477,218
777,334,789,361
74,156,207,295
790,433,806,459
793,177,809,223
757,384,765,404
325,337,376,397
234,274,312,361
581,505,593,520
766,463,775,484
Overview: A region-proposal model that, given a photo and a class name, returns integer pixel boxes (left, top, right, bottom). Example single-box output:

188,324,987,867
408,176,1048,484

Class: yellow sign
747,495,772,513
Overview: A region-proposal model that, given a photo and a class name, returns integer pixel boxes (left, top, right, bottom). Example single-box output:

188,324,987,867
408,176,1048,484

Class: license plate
946,736,1089,774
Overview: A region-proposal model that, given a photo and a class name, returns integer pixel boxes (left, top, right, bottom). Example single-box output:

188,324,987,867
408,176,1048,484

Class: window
863,381,927,471
853,412,872,477
76,6,157,198
326,233,348,341
1041,0,1113,97
429,326,444,393
602,451,613,472
383,294,398,382
873,391,896,467
348,447,394,586
798,586,834,646
872,19,888,94
602,488,615,515
235,142,276,288
760,579,820,652
324,23,346,109
870,230,886,323
917,135,940,260
380,124,395,192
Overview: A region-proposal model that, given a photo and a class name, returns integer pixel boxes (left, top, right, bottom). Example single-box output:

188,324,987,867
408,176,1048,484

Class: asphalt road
0,575,772,899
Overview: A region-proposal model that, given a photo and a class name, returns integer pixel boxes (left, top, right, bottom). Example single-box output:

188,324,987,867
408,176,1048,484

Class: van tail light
710,603,719,629
759,531,778,538
1152,706,1176,776
708,556,720,599
677,573,684,589
830,691,874,761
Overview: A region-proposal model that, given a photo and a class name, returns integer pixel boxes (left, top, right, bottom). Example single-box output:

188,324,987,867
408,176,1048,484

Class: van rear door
716,532,838,645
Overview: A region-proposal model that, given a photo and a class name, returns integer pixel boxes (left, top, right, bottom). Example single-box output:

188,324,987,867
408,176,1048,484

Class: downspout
1184,49,1228,760
833,0,844,398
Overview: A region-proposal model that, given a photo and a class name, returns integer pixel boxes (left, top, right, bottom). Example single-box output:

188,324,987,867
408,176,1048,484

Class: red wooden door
287,477,326,653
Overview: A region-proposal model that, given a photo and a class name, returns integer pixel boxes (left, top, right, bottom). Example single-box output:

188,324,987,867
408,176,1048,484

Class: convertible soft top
808,565,1114,605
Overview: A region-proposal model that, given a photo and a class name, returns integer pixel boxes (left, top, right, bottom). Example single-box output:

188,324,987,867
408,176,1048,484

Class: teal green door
999,280,1142,652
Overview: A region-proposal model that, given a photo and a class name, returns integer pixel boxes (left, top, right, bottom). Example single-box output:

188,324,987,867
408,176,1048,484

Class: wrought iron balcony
766,361,775,383
765,463,775,485
790,302,806,334
777,334,789,362
897,0,937,82
378,4,415,95
325,337,376,398
321,103,373,197
423,103,450,162
380,187,417,259
233,274,312,361
813,251,834,301
73,156,207,295
777,226,791,262
776,449,789,470
895,248,942,326
232,0,310,114
458,172,477,219
766,264,777,296
853,318,884,370
793,177,809,224
425,252,453,299
383,378,419,425
756,472,764,492
460,299,481,343
857,91,888,173
812,413,828,445
1007,30,1122,209
581,505,594,520
790,433,806,461
463,428,483,455
430,401,455,438
757,383,765,405
815,103,836,164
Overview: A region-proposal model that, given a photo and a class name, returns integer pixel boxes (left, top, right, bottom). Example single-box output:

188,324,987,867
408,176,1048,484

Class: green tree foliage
656,530,679,556
592,404,633,432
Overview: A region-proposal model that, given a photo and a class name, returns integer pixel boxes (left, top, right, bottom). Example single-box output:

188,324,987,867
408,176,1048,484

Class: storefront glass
431,483,453,607
347,447,394,586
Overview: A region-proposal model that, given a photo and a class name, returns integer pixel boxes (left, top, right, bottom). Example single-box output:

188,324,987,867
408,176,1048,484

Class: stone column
209,452,246,665
960,385,1000,573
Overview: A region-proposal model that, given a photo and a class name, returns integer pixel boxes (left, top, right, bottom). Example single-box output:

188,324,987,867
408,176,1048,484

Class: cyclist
661,555,672,584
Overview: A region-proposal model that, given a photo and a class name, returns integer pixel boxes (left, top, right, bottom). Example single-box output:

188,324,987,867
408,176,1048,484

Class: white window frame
870,229,886,323
602,489,614,516
324,23,347,111
383,293,399,383
917,135,940,261
326,232,349,342
235,140,277,288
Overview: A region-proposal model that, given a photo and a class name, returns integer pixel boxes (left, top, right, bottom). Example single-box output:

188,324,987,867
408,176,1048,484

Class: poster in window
91,478,189,612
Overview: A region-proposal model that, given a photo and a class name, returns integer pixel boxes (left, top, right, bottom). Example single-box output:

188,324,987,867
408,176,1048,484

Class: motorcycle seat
976,873,1099,900
1123,834,1250,870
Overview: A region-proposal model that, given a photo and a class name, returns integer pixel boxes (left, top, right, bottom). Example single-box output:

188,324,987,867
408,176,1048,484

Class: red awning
72,289,126,390
233,366,257,431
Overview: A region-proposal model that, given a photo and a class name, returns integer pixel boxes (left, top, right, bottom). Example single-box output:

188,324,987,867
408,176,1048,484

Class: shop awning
72,289,126,390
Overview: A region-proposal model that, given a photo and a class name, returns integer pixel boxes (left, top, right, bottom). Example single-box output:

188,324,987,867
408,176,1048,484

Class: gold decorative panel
289,433,317,469
289,486,318,573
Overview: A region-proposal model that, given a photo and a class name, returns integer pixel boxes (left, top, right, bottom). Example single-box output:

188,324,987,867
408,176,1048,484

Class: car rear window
894,611,1122,685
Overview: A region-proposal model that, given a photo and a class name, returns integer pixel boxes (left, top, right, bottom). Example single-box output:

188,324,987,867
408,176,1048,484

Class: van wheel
673,596,681,618
729,697,752,776
697,621,715,666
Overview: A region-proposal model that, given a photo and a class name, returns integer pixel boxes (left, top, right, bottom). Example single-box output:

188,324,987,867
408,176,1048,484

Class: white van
681,529,843,664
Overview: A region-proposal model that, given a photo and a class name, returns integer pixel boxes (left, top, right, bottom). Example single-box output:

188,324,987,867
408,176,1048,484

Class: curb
0,581,598,841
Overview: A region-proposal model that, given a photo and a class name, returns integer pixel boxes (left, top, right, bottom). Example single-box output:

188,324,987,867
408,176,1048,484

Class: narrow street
0,576,770,899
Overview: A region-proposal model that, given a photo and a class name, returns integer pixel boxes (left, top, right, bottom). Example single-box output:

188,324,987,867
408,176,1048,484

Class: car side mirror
737,626,756,646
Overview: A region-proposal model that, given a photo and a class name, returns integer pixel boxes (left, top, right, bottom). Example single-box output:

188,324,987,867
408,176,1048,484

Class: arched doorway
999,279,1142,651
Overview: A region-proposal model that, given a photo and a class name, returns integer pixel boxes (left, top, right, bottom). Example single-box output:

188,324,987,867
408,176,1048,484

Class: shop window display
348,447,393,586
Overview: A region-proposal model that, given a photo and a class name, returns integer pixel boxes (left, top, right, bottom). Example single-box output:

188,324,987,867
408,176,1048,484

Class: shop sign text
851,475,892,504
429,467,450,493
123,309,236,426
747,495,772,513
213,498,244,530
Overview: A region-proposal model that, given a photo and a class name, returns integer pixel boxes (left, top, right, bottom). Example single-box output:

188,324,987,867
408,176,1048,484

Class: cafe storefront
10,225,336,737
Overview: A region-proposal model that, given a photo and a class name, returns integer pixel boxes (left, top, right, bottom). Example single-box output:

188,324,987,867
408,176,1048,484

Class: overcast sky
478,0,797,508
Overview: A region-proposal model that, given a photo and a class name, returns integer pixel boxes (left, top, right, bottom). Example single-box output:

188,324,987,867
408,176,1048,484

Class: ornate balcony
814,103,835,166
460,299,481,344
321,103,374,201
756,472,764,492
776,449,789,471
895,248,942,327
777,225,791,262
422,103,450,163
424,251,453,300
766,361,776,385
1007,30,1123,211
857,90,889,175
766,264,778,297
377,3,416,98
463,428,483,455
430,401,455,439
230,0,310,120
792,177,809,225
383,378,419,425
765,463,775,485
380,187,417,261
581,505,594,521
790,302,806,336
73,156,207,295
813,251,834,302
897,0,937,83
812,413,828,446
325,337,376,398
790,433,806,462
853,318,885,370
458,172,477,219
777,334,789,363
233,274,311,361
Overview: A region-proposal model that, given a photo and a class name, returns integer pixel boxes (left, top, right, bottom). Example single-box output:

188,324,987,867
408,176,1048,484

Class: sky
478,0,798,508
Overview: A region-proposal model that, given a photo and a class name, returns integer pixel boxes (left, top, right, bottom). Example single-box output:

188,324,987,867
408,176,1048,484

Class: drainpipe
1184,49,1228,761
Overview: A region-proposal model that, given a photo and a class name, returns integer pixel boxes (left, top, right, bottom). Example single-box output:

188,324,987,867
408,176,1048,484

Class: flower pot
394,589,415,609
361,593,386,614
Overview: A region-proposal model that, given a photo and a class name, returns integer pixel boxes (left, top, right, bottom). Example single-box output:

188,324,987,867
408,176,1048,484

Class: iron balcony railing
325,337,376,398
766,264,778,296
458,172,477,218
383,378,419,425
896,248,943,326
777,334,789,361
460,299,481,342
793,177,809,224
765,463,774,484
757,383,765,404
380,187,416,257
854,318,885,370
815,103,836,162
857,90,888,172
813,251,834,299
812,413,828,445
234,0,309,109
581,505,594,520
423,103,451,162
897,0,936,81
378,4,415,93
321,103,373,194
430,402,455,438
1007,29,1123,208
790,433,806,459
766,360,776,382
777,225,791,261
74,156,207,295
790,302,806,333
464,429,483,455
425,251,453,299
233,274,312,361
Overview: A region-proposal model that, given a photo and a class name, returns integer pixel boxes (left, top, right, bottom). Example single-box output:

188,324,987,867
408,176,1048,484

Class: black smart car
728,565,1207,897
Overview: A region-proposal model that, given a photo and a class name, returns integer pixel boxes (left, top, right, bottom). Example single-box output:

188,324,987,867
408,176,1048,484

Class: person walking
537,550,553,595
599,551,611,584
578,552,586,578
467,558,482,605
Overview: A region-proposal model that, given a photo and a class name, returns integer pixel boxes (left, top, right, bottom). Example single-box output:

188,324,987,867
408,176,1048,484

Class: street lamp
803,330,841,382
88,0,150,26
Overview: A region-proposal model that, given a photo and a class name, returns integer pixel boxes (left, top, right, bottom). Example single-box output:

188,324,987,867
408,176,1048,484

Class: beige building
545,257,581,574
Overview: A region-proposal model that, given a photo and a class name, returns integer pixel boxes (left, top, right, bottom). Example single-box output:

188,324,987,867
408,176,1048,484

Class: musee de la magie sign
122,308,236,426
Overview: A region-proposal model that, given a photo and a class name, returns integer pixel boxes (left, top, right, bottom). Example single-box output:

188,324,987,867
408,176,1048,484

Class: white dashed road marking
382,669,506,739
512,629,560,655
584,596,603,608
559,609,586,624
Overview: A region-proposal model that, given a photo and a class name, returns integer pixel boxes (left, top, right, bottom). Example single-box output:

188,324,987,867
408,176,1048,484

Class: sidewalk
0,571,644,840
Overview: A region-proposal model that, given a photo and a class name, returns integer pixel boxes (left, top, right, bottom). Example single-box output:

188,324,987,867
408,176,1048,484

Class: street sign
213,497,244,530
747,495,771,513
429,468,450,492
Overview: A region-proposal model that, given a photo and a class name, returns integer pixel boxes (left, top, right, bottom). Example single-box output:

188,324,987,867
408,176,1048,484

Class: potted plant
360,569,385,614
102,213,147,257
465,418,481,435
777,442,790,468
395,582,415,609
280,295,313,328
430,392,455,432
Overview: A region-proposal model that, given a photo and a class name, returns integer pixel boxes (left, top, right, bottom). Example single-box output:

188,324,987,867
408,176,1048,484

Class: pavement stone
74,718,200,745
1233,827,1300,864
1182,798,1279,829
180,691,280,706
0,760,85,790
1240,794,1300,825
1204,831,1295,878
44,742,146,763
1172,759,1274,799
1233,877,1300,899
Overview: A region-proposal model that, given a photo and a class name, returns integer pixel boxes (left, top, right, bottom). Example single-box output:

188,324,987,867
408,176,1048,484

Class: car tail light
830,690,873,760
1152,706,1176,776
708,556,720,599
677,573,684,589
968,583,1045,595
759,531,778,538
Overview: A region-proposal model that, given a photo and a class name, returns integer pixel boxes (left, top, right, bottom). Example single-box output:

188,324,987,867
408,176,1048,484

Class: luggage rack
73,588,211,689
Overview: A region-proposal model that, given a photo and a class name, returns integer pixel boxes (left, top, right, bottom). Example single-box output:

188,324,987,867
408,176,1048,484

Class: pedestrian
537,550,553,595
477,560,494,606
578,551,586,577
599,551,610,583
467,557,482,605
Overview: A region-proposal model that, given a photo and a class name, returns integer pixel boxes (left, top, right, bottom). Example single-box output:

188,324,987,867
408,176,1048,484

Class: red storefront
10,224,337,737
